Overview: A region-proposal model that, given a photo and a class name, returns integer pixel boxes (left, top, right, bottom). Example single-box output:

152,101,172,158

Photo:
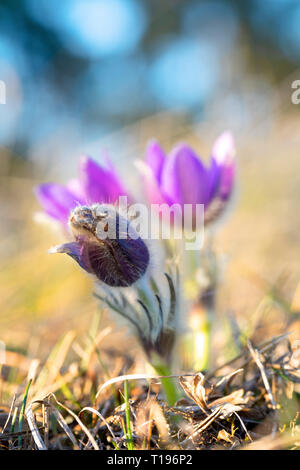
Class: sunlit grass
1,115,300,449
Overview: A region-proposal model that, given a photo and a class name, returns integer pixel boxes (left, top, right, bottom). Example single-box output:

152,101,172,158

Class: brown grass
0,327,299,450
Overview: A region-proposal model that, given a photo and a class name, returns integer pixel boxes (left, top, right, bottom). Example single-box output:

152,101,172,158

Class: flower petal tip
145,140,165,181
48,245,64,254
212,131,235,165
146,138,161,150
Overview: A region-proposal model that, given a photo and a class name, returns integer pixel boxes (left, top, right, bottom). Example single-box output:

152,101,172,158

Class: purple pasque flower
35,155,128,227
51,204,150,287
144,131,235,224
35,156,149,287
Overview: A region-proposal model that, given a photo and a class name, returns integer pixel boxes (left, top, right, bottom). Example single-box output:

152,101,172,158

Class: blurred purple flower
144,131,235,224
35,155,128,226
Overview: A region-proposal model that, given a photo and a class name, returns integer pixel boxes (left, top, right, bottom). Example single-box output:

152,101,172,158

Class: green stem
18,379,32,448
124,380,134,450
183,292,215,372
151,360,180,406
200,310,213,371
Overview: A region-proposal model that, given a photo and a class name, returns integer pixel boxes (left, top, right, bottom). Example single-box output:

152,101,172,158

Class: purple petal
210,131,235,201
66,178,86,202
51,234,149,287
218,163,235,201
160,144,210,205
78,156,108,203
35,183,80,225
142,164,170,206
206,158,220,203
146,140,165,183
49,241,92,273
103,156,130,201
78,156,127,204
87,236,149,287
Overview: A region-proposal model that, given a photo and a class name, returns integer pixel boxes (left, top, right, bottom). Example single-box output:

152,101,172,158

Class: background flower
35,155,129,226
144,131,235,225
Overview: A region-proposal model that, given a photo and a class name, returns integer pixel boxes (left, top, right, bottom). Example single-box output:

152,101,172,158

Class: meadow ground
1,113,300,450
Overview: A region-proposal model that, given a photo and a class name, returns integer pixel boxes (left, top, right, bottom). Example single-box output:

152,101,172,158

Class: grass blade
124,381,134,450
18,379,32,448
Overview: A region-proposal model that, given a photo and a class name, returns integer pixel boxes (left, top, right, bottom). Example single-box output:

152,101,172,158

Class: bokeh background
1,0,300,358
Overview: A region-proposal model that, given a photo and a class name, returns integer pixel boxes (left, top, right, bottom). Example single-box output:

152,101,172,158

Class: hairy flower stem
184,289,215,371
198,305,214,371
198,251,217,371
183,236,218,372
201,241,218,371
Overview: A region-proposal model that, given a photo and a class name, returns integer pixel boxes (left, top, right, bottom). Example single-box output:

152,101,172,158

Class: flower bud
51,203,150,287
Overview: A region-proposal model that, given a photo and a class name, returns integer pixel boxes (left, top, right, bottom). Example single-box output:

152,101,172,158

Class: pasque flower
143,131,235,224
35,156,148,287
50,203,150,287
35,155,128,227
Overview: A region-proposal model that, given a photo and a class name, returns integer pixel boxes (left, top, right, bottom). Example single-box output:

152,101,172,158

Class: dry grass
0,326,299,450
